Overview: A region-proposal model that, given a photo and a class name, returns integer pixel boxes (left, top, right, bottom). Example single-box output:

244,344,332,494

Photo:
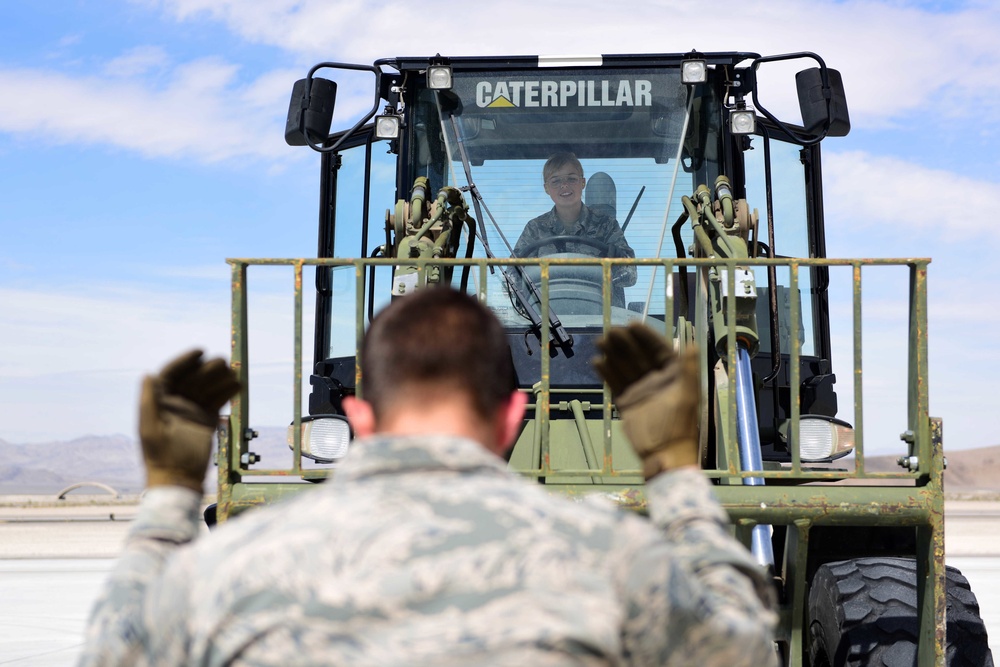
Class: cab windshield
411,66,723,328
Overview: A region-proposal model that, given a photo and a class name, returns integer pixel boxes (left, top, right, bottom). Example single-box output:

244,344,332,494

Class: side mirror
796,67,850,138
284,77,337,146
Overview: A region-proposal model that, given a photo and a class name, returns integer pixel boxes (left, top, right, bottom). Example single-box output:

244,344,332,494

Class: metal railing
220,254,944,666
222,255,936,487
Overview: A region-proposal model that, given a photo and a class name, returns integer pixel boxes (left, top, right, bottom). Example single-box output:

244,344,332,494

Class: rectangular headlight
730,109,757,134
681,59,707,84
287,415,352,463
427,65,453,90
375,114,401,139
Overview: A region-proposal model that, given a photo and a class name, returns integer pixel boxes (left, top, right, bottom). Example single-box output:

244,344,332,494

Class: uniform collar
336,434,509,481
541,204,595,235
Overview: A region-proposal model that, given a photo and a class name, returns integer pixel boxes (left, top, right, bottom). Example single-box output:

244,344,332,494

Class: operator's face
544,165,585,208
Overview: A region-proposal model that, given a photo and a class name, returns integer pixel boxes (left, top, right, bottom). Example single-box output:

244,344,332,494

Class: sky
1,0,998,459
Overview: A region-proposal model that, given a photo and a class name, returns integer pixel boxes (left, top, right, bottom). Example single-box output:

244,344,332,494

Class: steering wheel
516,235,611,258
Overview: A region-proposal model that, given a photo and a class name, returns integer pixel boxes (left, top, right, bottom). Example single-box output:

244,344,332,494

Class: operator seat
585,171,617,221
584,171,626,308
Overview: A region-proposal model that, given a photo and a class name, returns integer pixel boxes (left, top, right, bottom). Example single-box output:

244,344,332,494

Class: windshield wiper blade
438,92,573,357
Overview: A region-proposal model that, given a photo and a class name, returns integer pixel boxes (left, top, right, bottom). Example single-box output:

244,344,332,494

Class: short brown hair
542,152,584,182
360,288,516,421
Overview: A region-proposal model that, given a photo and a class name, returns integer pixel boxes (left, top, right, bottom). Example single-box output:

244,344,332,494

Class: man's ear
494,390,528,455
341,396,376,438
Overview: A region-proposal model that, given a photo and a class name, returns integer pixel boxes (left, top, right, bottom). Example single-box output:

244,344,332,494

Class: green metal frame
219,254,943,666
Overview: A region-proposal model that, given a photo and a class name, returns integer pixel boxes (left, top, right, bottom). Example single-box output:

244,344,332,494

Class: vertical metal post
909,261,943,667
539,261,551,475
852,262,865,471
602,260,613,475
291,260,303,474
354,260,366,398
221,260,249,522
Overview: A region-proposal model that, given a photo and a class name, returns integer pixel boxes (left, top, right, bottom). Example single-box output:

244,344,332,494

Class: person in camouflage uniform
80,288,778,667
514,152,637,307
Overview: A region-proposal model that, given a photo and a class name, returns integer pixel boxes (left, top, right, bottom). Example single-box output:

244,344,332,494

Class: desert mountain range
2,432,998,498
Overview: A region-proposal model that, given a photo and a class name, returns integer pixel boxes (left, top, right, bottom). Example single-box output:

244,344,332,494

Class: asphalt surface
0,499,997,665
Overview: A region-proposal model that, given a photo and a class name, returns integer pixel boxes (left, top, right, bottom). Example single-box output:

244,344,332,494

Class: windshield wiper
437,91,573,357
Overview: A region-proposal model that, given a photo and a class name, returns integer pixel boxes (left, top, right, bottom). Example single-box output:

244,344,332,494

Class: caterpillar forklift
216,51,993,665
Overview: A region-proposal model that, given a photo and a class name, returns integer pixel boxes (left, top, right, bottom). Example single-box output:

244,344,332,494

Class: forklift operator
513,152,637,306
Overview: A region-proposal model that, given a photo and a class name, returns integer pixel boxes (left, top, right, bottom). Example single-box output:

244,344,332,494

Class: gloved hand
139,350,241,492
593,323,700,479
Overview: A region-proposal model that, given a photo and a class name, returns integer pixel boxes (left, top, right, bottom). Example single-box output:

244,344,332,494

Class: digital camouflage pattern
80,435,778,666
514,205,637,307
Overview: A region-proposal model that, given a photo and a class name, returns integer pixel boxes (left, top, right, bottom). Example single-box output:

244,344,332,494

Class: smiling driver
513,152,636,306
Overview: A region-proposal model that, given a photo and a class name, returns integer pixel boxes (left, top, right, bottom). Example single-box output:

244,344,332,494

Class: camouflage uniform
514,205,637,307
80,435,777,666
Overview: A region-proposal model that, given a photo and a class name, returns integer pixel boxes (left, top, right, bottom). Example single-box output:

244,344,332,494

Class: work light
427,65,453,90
287,415,352,463
681,58,707,84
374,113,401,139
730,109,756,134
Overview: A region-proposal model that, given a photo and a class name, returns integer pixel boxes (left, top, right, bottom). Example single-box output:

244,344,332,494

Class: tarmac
2,497,998,559
0,497,997,665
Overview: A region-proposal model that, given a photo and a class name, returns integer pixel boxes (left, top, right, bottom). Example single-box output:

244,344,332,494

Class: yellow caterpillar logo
476,79,653,109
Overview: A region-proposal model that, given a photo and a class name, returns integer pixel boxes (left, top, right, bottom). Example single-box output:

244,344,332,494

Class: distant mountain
865,444,1000,495
0,434,143,495
2,434,997,497
0,429,293,496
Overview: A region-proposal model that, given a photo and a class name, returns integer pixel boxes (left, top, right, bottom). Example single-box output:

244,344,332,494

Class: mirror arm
303,62,384,154
749,52,830,147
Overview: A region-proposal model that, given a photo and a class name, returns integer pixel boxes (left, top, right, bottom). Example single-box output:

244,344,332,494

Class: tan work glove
593,324,700,479
139,350,241,492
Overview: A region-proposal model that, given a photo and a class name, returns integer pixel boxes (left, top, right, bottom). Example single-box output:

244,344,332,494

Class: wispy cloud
0,58,302,163
140,0,1000,128
824,150,1000,239
104,45,171,78
6,1,1000,167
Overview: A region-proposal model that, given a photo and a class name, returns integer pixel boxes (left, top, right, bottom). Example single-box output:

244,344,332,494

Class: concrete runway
1,500,998,665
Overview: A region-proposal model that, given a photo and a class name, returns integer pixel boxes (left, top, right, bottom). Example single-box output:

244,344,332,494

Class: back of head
361,288,516,422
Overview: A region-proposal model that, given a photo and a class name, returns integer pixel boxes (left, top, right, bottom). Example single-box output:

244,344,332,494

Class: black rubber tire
808,557,993,666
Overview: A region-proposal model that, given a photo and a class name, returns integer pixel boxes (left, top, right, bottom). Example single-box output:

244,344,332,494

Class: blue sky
1,0,998,457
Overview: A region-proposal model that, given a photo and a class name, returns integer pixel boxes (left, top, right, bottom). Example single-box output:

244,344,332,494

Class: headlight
287,415,352,463
681,59,707,84
782,415,854,462
427,65,453,90
374,114,401,139
730,109,756,134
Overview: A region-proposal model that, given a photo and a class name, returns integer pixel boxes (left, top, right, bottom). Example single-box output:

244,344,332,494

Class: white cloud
7,1,1000,168
0,284,230,379
139,0,1000,129
0,58,303,163
823,150,1000,239
104,45,171,78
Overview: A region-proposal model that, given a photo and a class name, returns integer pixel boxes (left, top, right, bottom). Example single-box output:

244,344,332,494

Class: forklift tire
807,557,993,666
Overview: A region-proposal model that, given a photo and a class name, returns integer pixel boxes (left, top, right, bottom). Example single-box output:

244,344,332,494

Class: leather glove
593,323,700,479
139,350,241,492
